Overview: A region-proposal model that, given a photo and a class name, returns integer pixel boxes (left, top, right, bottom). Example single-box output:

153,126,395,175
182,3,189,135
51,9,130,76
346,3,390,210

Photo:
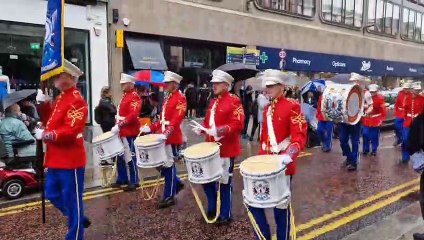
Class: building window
256,0,315,17
321,0,363,27
367,0,400,35
0,21,91,122
401,8,423,41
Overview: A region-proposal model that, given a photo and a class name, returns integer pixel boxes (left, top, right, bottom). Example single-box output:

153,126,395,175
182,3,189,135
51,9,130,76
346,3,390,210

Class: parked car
380,89,400,128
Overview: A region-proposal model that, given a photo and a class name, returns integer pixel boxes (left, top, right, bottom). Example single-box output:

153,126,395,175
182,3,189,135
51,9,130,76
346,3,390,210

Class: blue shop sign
256,47,424,77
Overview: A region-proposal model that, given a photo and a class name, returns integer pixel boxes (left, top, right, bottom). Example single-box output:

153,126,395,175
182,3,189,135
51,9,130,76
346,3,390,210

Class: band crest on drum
140,151,149,163
253,180,271,201
190,162,204,178
96,146,105,157
323,96,344,122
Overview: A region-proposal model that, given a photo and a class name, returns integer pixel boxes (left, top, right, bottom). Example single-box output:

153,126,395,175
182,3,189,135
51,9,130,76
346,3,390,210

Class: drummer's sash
266,105,291,154
208,99,221,141
161,95,170,132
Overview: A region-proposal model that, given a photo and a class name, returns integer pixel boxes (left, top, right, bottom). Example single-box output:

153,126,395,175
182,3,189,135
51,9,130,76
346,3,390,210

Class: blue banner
257,47,424,77
41,0,64,81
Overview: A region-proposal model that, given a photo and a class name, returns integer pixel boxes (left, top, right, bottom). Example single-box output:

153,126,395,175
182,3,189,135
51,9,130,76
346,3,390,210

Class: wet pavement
0,122,421,240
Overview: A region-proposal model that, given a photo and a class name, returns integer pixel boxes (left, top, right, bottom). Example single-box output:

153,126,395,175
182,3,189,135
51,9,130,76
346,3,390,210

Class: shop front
0,0,108,125
1,0,108,188
256,46,424,87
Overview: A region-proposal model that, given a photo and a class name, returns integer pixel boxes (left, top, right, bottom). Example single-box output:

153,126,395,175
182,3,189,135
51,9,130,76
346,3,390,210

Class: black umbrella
329,74,352,84
216,63,259,81
2,89,37,110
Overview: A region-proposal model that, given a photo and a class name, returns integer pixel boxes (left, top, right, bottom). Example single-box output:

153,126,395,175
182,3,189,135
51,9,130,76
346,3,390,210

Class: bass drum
321,83,364,125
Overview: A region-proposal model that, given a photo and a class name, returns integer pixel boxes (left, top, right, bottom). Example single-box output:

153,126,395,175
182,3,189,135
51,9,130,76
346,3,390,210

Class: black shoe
216,217,232,226
134,183,141,188
362,151,369,155
110,182,127,188
176,181,185,194
83,217,91,228
413,232,424,240
249,137,253,142
400,159,409,164
371,152,377,156
158,197,175,209
207,211,216,220
123,184,137,192
342,159,349,168
346,164,357,171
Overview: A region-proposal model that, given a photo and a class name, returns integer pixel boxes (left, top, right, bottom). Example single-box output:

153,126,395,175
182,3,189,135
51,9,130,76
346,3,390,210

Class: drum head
346,85,363,124
184,142,219,159
135,134,161,147
240,155,283,175
93,131,114,143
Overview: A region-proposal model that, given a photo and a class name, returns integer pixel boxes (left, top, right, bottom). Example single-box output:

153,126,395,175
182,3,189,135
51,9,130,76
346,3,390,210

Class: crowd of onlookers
0,94,40,166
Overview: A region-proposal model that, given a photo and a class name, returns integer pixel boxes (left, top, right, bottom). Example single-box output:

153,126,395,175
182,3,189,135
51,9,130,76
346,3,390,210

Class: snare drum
183,142,222,184
134,134,166,168
92,132,124,161
321,83,364,125
240,155,291,209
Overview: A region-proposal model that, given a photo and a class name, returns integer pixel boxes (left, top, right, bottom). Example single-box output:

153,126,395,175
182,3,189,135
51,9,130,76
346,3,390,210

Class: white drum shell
135,141,166,168
92,134,124,161
184,150,222,184
241,167,291,209
321,83,364,125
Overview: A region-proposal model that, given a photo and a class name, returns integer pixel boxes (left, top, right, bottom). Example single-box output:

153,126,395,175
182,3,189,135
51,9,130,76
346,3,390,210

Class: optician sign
256,47,424,77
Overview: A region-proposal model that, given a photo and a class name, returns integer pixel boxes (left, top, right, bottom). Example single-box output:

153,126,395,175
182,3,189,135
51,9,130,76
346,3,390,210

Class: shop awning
126,37,167,71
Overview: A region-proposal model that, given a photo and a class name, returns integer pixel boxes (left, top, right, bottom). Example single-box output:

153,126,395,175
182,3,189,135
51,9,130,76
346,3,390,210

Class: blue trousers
317,121,334,151
202,158,235,220
161,144,181,199
402,127,410,161
394,118,404,144
45,168,85,240
362,126,380,153
339,123,361,165
248,206,293,240
116,136,139,185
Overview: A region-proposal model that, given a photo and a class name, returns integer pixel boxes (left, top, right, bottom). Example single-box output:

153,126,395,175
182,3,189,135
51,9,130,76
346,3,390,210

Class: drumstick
190,121,209,132
137,123,148,138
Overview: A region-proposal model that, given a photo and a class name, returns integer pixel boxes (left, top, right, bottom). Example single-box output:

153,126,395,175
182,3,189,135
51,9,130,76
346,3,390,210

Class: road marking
297,185,419,240
296,178,419,232
382,134,395,138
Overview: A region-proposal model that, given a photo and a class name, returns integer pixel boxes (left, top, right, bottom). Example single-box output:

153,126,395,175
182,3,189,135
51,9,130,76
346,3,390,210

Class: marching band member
339,73,372,171
362,84,387,156
248,69,307,240
140,71,186,208
401,82,424,163
111,73,142,191
316,82,333,152
393,82,412,146
35,60,90,240
192,69,244,225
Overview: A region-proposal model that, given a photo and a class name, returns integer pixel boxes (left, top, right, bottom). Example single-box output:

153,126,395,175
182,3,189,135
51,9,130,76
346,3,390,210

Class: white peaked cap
120,73,136,84
413,82,422,90
368,84,379,92
402,82,413,89
262,69,288,86
163,71,183,83
63,59,83,78
349,72,365,81
211,69,234,85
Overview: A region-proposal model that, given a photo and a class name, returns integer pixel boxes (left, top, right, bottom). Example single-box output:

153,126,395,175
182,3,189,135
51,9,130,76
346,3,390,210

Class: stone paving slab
343,202,424,240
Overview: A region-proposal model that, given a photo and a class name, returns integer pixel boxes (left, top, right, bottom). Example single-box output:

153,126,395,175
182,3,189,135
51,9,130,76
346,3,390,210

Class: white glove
192,127,202,136
156,134,167,142
35,129,44,140
140,125,151,133
280,154,293,165
36,90,51,103
111,125,120,135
